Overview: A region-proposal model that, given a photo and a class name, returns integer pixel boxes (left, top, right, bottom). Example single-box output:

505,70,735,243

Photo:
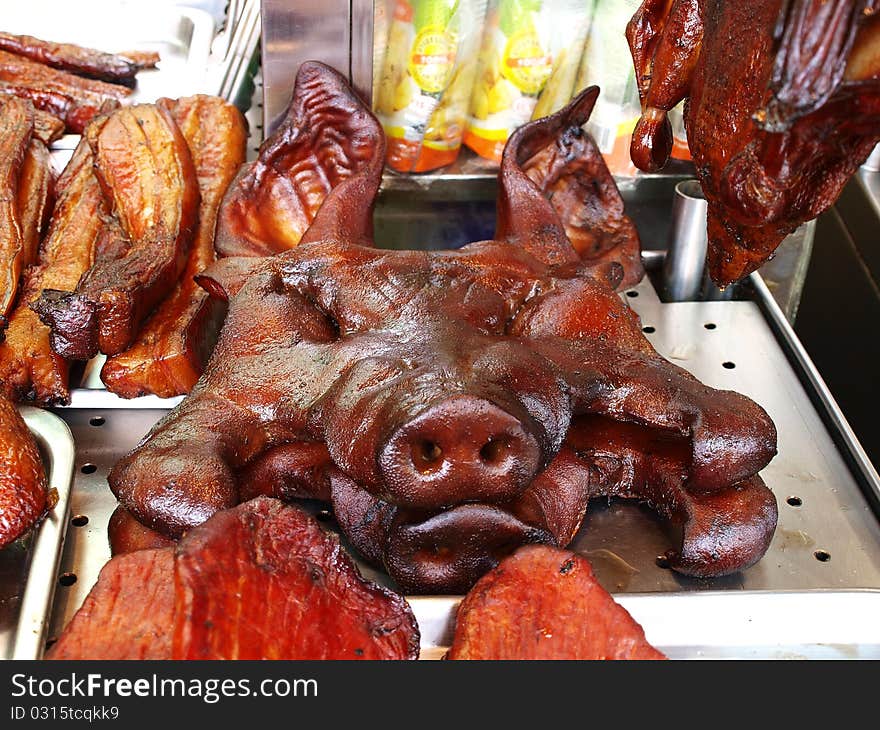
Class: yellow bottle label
408,25,458,94
501,28,552,95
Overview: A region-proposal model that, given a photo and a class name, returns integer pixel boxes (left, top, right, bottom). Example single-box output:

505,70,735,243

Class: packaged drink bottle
376,0,488,172
464,0,594,164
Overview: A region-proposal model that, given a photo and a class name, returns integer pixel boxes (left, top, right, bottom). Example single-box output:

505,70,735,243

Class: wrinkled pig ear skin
628,0,703,172
214,61,385,257
499,85,644,287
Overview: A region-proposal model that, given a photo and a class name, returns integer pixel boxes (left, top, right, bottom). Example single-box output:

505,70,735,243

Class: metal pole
662,179,709,301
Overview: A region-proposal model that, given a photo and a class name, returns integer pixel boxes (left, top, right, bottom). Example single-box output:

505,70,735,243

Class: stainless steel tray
1,408,75,660
411,590,880,659
44,270,880,658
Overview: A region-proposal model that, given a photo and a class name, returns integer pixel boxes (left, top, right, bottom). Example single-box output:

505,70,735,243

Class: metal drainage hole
80,463,97,474
71,514,89,527
626,290,639,298
704,323,717,330
722,361,736,369
655,555,671,569
814,550,831,563
89,416,105,427
642,326,656,334
786,496,803,507
59,572,77,587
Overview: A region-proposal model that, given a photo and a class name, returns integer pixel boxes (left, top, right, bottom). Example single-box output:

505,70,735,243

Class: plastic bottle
376,0,488,172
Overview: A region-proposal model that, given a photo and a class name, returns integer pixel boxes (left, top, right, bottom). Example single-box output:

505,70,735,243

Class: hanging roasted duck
107,62,777,594
628,0,880,285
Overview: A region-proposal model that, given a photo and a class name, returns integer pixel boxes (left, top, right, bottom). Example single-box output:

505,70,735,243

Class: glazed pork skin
50,499,420,661
0,396,48,549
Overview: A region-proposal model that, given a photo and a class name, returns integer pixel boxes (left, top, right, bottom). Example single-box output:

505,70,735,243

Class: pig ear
497,86,644,287
195,257,266,301
215,61,385,257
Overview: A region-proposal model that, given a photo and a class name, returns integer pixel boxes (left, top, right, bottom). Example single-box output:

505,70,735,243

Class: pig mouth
386,504,555,595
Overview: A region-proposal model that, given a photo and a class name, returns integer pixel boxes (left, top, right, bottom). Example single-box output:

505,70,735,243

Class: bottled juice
375,0,488,173
464,0,594,164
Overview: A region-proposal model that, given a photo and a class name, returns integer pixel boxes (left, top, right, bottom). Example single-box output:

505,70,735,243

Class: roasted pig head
629,0,880,285
109,62,777,594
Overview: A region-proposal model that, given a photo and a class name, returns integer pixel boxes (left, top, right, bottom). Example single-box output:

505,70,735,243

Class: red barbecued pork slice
47,549,173,660
447,545,665,660
49,498,420,660
172,497,420,660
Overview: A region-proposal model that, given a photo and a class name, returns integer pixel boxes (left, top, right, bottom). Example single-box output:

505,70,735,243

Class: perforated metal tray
0,408,75,660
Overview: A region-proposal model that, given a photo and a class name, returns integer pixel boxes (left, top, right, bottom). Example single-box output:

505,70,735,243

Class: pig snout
378,395,541,509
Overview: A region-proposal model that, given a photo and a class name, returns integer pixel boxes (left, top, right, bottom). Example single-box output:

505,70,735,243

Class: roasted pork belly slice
173,498,420,660
0,129,108,405
0,96,33,336
0,50,128,133
0,32,154,86
447,545,665,660
33,103,199,360
101,95,247,398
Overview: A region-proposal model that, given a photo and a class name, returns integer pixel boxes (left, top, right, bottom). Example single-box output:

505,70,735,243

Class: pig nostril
480,437,511,466
411,439,444,474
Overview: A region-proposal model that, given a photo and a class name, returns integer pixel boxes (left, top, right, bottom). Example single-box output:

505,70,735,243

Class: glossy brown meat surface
0,97,32,336
629,0,880,285
0,32,151,86
17,139,54,272
0,50,129,133
511,87,644,287
447,545,665,660
54,498,419,660
0,396,48,549
47,549,173,660
215,62,385,258
30,108,64,145
101,96,247,398
173,498,419,660
0,131,108,404
33,103,199,360
108,505,176,555
109,62,777,594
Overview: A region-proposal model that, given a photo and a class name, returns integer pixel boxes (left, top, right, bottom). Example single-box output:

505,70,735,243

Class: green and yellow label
501,28,552,95
408,25,458,94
